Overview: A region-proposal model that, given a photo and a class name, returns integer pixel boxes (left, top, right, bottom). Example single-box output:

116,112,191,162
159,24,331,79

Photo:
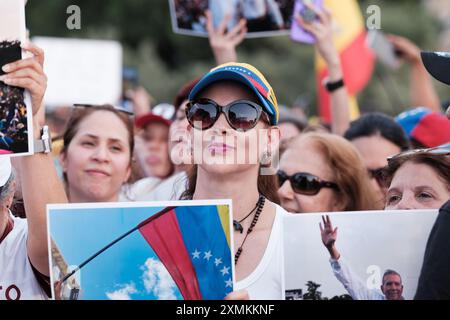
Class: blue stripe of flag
175,205,233,300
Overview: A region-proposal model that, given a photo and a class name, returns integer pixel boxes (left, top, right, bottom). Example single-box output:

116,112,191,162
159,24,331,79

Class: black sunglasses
186,98,268,132
277,170,339,196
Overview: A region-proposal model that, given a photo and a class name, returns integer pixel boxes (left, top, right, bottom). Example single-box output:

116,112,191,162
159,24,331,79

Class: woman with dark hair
60,105,134,203
181,62,286,300
383,147,449,210
344,113,411,208
278,132,377,213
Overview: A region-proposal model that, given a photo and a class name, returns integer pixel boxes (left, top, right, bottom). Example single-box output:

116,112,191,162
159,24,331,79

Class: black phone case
0,40,22,76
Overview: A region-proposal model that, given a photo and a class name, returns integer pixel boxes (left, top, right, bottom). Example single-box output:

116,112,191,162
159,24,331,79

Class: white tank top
0,213,48,300
235,204,286,300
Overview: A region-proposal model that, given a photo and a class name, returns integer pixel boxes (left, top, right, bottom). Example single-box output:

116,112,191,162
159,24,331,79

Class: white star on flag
214,258,222,266
225,278,233,288
192,249,200,259
220,266,230,276
204,251,212,261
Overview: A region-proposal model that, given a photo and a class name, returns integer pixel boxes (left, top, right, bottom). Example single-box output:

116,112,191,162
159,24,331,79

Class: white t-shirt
0,213,48,300
235,204,286,300
132,171,188,202
119,177,162,202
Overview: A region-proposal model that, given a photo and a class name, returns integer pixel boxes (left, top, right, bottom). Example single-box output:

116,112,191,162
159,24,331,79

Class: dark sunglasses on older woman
186,98,269,132
277,170,340,196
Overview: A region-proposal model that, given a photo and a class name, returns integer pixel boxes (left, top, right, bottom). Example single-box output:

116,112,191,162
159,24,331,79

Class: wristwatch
323,78,345,92
33,125,52,154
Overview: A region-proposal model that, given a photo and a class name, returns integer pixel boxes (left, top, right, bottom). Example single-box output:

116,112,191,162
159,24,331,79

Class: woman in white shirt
0,43,67,300
181,62,286,299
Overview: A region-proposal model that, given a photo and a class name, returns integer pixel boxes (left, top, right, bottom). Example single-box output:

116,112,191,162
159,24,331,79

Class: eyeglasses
152,103,175,120
277,170,340,196
185,98,269,132
368,167,386,188
73,104,134,116
387,146,450,163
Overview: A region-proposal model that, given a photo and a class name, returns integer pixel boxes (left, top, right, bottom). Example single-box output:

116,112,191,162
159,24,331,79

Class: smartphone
366,30,401,70
290,0,323,44
0,40,21,76
121,67,139,113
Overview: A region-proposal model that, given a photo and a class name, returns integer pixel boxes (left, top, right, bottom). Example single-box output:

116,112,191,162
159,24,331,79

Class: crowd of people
0,2,449,301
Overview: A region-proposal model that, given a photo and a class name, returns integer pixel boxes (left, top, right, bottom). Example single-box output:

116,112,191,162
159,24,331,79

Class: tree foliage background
26,0,450,117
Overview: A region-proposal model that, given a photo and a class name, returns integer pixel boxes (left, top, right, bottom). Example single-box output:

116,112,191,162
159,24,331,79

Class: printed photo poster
0,0,34,156
47,200,234,300
169,0,295,38
283,210,438,300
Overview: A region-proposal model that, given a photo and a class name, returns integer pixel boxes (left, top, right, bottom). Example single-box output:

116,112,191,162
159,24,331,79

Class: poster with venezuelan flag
47,200,234,300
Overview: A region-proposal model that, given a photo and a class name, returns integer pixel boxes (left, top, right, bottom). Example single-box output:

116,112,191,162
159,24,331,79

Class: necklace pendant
233,220,243,233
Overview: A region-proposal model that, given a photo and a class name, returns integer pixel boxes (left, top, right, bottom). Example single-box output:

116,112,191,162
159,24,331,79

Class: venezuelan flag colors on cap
189,62,279,125
396,107,450,148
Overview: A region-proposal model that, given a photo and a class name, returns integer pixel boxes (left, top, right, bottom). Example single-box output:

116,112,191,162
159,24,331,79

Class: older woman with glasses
383,146,450,210
277,132,378,213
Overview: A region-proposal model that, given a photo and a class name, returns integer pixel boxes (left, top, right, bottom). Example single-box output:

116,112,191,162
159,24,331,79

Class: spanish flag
316,0,375,123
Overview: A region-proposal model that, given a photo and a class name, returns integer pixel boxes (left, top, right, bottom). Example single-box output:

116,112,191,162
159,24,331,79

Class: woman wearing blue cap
181,62,287,300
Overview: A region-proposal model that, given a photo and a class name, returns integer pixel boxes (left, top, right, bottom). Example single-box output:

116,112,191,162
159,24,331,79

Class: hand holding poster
47,200,234,300
0,0,33,156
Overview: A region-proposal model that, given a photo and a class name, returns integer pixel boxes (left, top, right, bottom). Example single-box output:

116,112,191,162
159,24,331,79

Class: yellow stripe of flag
217,205,231,249
316,0,366,72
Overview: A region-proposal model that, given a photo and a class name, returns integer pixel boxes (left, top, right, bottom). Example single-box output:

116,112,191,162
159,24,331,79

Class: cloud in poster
142,258,178,300
106,283,138,300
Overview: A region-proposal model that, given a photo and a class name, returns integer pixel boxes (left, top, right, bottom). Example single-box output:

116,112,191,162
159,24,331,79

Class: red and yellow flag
316,0,375,123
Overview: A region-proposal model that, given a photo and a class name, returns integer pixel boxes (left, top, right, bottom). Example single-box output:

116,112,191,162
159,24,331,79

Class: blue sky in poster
49,206,184,300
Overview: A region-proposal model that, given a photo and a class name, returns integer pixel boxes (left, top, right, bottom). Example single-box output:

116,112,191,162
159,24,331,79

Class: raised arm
320,215,340,259
297,4,350,135
388,34,441,113
320,215,383,300
3,42,68,276
206,10,247,65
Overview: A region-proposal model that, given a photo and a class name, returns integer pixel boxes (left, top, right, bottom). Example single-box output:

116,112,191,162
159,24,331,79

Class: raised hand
296,3,339,67
386,34,421,66
320,215,338,248
206,10,247,65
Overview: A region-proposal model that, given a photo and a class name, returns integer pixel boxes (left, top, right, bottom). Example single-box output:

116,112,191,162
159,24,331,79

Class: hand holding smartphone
290,0,324,44
366,30,401,70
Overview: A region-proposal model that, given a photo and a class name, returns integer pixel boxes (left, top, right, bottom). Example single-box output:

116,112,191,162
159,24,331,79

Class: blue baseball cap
189,62,279,125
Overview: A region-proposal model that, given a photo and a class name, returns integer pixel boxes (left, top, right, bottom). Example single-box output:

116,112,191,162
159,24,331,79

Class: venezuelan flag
316,0,375,123
138,205,233,300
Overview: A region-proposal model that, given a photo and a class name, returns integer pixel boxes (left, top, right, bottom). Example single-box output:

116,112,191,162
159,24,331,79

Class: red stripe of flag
138,208,202,300
244,75,269,98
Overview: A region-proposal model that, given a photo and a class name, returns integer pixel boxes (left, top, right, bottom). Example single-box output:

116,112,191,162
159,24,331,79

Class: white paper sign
33,37,123,107
283,210,438,300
